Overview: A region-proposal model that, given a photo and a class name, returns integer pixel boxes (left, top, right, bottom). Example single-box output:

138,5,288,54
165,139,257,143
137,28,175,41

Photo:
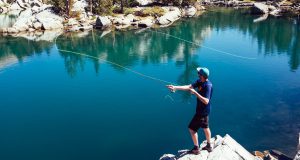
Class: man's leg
189,128,199,147
203,127,211,144
202,127,212,152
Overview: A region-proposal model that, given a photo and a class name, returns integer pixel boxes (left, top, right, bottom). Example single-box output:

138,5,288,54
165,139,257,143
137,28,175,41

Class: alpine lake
0,8,300,160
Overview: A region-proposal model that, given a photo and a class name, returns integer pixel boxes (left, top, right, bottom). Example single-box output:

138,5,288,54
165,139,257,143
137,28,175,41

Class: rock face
158,7,181,26
160,135,257,160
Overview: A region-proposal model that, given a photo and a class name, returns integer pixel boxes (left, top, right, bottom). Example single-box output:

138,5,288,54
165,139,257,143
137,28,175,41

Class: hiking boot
202,143,213,152
188,146,200,155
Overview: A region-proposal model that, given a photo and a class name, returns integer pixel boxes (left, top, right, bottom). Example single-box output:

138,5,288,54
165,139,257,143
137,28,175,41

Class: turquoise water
0,8,300,159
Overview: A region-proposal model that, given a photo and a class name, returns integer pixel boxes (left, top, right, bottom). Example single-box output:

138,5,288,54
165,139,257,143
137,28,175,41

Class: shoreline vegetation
0,0,299,37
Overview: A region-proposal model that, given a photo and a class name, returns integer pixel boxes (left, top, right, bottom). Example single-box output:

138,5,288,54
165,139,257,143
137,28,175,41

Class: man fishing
166,67,213,154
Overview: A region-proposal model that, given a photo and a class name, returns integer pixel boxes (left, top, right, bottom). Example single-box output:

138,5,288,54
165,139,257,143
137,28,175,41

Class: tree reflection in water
1,8,299,75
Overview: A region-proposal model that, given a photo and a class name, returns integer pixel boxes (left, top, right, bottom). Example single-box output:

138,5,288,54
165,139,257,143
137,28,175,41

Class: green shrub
124,8,135,15
93,0,113,15
182,0,197,6
139,6,165,17
289,0,300,3
128,0,140,7
70,11,81,18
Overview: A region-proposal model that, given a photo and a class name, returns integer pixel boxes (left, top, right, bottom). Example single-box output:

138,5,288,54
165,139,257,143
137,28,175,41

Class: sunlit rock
136,0,154,6
182,6,196,17
158,7,181,25
160,135,257,160
95,16,111,28
72,0,87,12
67,18,80,26
138,18,153,28
12,9,32,31
7,27,18,33
36,10,64,30
251,3,269,14
33,21,42,30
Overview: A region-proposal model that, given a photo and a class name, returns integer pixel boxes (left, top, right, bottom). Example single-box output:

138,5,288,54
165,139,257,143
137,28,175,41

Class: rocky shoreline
0,0,299,36
160,133,300,160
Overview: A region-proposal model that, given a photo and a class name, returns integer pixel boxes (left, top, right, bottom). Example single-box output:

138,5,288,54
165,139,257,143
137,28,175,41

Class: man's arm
166,85,192,92
190,88,210,105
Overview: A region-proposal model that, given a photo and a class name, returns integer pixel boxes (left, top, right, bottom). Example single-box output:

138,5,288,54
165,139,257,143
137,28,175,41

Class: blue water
0,8,300,159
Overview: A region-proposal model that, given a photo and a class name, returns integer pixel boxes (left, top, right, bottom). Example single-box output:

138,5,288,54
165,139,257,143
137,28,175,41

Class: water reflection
1,8,299,74
0,35,54,71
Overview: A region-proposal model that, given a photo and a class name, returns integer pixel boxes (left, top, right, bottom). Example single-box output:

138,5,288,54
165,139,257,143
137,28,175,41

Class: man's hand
190,88,197,95
166,85,176,93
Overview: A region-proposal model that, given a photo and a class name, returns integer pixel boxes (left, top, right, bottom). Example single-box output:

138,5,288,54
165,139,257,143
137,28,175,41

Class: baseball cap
197,67,209,78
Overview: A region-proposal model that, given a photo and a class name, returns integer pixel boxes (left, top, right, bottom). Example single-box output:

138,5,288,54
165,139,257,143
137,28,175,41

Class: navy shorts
188,114,209,132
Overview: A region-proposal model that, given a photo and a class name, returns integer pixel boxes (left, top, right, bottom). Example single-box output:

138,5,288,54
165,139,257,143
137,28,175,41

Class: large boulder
36,10,64,30
136,0,154,6
126,14,135,22
95,16,111,28
158,7,181,25
7,27,18,33
10,3,22,10
72,0,87,12
138,18,153,28
10,0,43,10
12,9,32,31
112,16,131,25
251,3,269,14
0,0,7,6
182,6,196,17
33,21,42,30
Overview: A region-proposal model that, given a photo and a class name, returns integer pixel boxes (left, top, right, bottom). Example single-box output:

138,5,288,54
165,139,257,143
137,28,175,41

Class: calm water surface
0,8,300,159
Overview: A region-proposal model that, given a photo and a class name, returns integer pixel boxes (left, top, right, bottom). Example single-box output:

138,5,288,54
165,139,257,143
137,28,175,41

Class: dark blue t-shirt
192,79,213,116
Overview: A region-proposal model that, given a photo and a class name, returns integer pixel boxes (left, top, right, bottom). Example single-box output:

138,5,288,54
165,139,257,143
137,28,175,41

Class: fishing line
164,94,175,102
54,36,178,86
149,29,257,60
